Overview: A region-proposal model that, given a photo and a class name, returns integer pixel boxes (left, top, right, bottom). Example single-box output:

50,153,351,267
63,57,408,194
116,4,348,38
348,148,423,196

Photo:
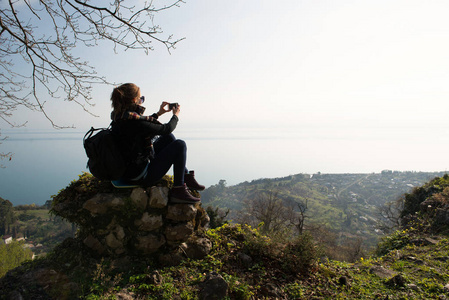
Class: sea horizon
1,130,448,206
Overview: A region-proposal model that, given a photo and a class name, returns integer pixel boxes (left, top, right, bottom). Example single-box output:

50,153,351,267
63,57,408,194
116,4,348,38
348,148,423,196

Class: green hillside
0,172,448,299
201,171,447,251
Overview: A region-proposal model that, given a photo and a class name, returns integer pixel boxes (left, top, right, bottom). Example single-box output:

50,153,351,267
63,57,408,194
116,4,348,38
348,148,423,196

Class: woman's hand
173,104,181,117
157,101,170,116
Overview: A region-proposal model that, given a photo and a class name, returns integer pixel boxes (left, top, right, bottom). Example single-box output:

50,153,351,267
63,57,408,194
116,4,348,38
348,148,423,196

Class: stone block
184,237,212,259
105,232,123,249
199,272,228,300
130,188,148,210
166,204,197,222
83,234,106,254
135,234,166,254
165,222,194,242
83,194,124,215
148,186,169,208
135,212,163,232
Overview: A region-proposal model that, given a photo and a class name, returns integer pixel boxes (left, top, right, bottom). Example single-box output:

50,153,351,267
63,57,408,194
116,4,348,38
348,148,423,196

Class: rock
338,276,349,286
135,234,166,254
158,249,186,267
386,274,407,287
83,235,106,254
146,271,163,285
165,222,194,243
199,272,228,300
237,252,253,267
166,204,198,222
201,212,211,228
404,256,424,265
130,188,148,210
410,237,439,246
407,284,420,291
184,237,212,259
369,265,397,279
105,232,121,248
83,194,124,215
148,186,169,208
135,213,163,232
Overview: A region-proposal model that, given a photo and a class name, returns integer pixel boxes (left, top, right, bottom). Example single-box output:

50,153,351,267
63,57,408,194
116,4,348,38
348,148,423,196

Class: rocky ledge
51,173,211,264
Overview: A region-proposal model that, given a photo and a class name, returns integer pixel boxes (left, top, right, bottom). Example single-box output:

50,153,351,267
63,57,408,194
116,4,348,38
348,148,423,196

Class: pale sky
2,0,449,203
14,0,449,134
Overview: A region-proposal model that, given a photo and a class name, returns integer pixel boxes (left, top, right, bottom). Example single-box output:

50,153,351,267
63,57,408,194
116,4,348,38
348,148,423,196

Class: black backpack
83,124,126,180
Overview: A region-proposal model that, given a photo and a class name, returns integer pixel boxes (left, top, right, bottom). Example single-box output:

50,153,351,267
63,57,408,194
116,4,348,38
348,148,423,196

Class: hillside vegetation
202,171,447,253
0,172,448,299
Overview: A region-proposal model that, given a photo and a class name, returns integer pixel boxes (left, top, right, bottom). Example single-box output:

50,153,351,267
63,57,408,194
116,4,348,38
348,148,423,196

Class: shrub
282,233,320,275
375,228,415,256
0,241,33,278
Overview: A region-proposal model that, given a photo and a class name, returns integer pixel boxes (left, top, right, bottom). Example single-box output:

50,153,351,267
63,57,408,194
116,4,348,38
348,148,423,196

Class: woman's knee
174,139,187,151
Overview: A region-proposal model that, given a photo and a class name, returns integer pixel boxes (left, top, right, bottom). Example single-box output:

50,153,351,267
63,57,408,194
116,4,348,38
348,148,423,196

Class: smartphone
169,103,178,109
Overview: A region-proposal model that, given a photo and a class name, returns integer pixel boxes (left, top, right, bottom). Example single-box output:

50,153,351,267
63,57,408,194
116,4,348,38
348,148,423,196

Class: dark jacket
111,106,178,179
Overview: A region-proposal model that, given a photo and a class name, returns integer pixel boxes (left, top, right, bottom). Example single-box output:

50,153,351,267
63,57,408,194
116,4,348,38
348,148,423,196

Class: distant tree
339,237,365,262
0,198,15,235
0,0,185,158
237,190,296,236
294,198,308,235
376,198,404,234
218,180,227,189
201,179,229,206
206,206,229,229
0,240,33,278
15,203,38,211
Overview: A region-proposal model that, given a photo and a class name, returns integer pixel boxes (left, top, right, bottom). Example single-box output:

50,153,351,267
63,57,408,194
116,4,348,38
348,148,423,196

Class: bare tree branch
237,190,299,236
0,0,185,130
376,197,404,234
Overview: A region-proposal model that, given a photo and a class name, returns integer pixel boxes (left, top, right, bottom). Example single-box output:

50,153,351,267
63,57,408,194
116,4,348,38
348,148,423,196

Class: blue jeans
141,134,188,187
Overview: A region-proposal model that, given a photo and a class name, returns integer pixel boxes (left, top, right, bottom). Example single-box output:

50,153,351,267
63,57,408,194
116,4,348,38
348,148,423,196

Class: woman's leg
153,134,176,153
153,134,188,173
141,137,187,187
154,134,204,190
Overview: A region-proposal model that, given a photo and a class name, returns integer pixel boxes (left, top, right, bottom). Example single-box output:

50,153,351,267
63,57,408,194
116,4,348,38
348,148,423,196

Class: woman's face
134,88,142,104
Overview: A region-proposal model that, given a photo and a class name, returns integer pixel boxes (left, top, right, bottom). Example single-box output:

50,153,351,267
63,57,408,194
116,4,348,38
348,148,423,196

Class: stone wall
51,174,211,264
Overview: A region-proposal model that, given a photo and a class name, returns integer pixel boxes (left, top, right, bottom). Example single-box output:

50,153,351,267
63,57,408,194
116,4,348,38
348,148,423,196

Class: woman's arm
156,102,181,118
138,115,179,135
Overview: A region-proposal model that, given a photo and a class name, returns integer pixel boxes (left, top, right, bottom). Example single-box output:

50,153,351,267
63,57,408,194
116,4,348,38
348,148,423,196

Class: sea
1,129,448,206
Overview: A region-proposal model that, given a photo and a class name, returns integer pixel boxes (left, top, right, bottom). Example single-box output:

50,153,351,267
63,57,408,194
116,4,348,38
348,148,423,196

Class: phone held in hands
169,103,179,109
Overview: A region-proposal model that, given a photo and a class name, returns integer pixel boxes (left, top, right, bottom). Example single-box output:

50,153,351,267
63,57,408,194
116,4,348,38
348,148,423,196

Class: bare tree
0,132,12,166
0,0,185,160
1,0,185,126
294,198,308,234
237,190,297,235
376,197,404,234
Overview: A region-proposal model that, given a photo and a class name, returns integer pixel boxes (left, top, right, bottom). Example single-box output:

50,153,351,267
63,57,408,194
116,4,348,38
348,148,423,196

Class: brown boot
170,184,201,204
184,170,205,191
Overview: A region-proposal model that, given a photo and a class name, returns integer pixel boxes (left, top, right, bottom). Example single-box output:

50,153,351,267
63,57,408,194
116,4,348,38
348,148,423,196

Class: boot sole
169,197,201,204
188,187,205,191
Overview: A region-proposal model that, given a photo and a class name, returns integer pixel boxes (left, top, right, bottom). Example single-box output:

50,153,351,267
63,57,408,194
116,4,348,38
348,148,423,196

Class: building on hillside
1,235,13,244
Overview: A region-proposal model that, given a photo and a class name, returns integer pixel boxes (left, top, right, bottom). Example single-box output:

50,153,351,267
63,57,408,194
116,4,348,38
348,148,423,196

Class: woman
110,83,204,204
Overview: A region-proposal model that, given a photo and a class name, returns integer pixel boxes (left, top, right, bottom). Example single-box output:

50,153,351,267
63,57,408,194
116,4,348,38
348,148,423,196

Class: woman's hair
111,83,140,113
